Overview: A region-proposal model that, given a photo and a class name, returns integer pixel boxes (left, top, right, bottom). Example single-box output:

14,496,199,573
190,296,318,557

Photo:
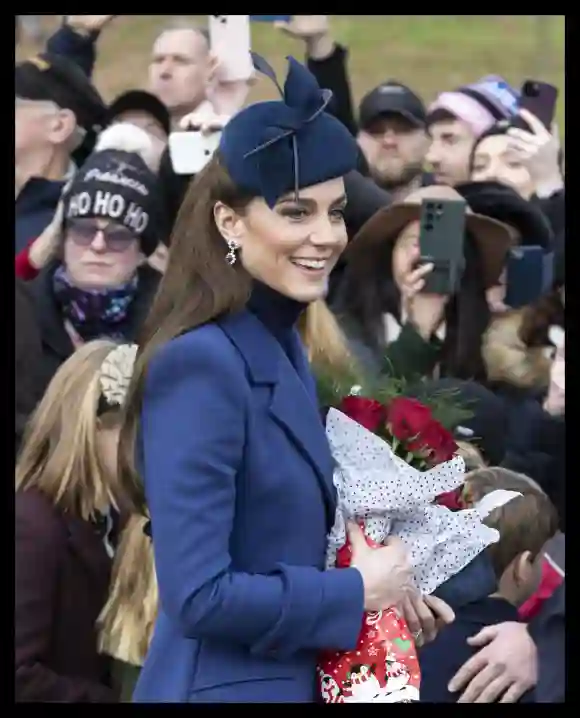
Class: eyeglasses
66,218,137,253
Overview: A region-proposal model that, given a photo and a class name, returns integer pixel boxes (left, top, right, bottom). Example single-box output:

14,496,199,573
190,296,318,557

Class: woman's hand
348,523,415,612
400,247,449,341
448,622,538,703
399,593,455,647
507,109,563,198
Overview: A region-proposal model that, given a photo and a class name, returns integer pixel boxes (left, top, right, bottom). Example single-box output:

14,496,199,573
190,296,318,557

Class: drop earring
225,239,240,266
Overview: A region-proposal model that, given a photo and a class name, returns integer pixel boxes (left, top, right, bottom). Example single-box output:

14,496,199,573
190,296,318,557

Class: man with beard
356,82,432,200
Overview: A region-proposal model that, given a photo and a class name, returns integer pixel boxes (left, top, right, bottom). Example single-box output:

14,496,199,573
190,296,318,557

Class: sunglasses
66,219,137,253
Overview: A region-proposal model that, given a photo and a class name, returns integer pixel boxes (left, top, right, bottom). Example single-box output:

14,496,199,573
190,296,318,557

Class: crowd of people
15,15,565,703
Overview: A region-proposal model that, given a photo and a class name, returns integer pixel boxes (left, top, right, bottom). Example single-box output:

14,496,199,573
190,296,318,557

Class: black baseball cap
105,90,171,138
359,81,427,130
15,52,107,137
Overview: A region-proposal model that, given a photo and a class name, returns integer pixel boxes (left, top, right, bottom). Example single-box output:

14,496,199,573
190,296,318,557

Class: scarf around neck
52,265,139,343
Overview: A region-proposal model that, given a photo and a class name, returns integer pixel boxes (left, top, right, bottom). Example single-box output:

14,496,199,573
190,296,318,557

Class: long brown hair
16,340,122,521
118,154,255,514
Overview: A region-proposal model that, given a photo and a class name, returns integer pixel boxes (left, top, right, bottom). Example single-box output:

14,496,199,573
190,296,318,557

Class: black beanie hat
63,149,163,257
456,180,554,250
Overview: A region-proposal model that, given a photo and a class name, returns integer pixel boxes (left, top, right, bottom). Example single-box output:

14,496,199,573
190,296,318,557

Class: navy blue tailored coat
133,309,365,703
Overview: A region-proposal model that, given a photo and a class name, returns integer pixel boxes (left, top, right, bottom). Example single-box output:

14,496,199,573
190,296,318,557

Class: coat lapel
219,311,337,528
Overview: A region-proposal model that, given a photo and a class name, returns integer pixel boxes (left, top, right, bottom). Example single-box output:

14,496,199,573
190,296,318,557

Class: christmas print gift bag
318,532,420,703
317,410,500,703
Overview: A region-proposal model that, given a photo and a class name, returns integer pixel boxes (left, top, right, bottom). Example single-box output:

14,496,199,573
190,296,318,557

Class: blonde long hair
298,299,358,378
16,340,122,521
98,514,158,666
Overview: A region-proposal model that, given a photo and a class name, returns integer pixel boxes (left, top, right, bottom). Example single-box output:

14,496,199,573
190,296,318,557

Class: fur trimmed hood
482,297,563,392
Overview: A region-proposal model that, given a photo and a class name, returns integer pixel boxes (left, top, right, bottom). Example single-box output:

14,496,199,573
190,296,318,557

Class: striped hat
428,75,520,137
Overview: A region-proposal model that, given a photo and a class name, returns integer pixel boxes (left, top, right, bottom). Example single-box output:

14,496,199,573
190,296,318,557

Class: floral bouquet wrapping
317,399,500,704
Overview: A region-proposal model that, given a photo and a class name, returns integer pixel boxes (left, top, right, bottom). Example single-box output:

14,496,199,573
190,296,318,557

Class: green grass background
17,15,565,129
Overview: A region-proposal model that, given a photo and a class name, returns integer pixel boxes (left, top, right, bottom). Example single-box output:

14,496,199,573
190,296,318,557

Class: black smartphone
505,245,554,309
519,80,559,129
419,198,467,295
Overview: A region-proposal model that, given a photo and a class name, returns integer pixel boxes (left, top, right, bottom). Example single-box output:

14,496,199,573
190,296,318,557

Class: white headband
474,489,523,518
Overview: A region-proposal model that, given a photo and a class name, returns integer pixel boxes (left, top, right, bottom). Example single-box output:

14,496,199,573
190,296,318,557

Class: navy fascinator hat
219,54,359,208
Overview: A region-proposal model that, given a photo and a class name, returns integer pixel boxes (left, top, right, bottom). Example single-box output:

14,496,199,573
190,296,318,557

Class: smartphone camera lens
526,81,540,97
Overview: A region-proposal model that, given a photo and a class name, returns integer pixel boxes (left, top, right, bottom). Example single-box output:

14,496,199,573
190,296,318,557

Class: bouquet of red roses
340,395,458,470
317,396,499,704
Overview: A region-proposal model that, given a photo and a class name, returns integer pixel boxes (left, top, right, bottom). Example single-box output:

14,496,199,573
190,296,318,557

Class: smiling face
214,178,348,303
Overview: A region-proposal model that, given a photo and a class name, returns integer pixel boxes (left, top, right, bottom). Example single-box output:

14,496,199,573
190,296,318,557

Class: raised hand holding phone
209,15,253,83
506,108,563,197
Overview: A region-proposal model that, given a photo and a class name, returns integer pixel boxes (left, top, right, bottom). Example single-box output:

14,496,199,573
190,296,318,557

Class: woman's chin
282,279,329,304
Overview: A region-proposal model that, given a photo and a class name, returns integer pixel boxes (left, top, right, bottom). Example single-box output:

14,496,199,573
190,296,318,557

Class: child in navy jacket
419,467,559,703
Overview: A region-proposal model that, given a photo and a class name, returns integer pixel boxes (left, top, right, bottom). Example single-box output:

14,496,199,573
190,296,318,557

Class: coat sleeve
307,43,358,136
382,323,442,381
141,329,364,659
45,22,99,78
15,493,115,702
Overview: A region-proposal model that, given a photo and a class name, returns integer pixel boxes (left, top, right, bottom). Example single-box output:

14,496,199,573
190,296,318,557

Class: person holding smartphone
333,185,513,384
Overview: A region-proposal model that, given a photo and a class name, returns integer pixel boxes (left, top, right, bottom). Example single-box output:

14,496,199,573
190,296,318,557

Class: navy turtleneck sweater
246,280,306,369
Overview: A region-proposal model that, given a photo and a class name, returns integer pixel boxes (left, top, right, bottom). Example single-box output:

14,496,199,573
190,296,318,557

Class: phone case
419,199,467,295
505,246,554,309
520,80,559,129
168,131,222,176
209,15,253,82
250,15,291,22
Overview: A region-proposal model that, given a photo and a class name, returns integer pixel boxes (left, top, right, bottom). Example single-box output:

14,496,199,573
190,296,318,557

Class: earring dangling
226,239,239,266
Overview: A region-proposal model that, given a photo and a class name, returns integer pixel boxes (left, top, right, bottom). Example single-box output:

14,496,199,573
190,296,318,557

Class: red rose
386,397,434,442
339,396,386,432
408,421,458,466
435,487,465,511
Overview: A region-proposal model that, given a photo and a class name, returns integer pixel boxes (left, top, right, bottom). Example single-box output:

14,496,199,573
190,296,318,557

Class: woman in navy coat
118,57,416,703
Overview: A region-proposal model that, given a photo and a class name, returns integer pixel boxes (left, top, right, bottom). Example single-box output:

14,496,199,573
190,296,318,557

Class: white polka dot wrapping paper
325,409,500,595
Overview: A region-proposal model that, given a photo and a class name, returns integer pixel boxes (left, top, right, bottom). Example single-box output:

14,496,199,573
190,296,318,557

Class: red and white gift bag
317,533,420,703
